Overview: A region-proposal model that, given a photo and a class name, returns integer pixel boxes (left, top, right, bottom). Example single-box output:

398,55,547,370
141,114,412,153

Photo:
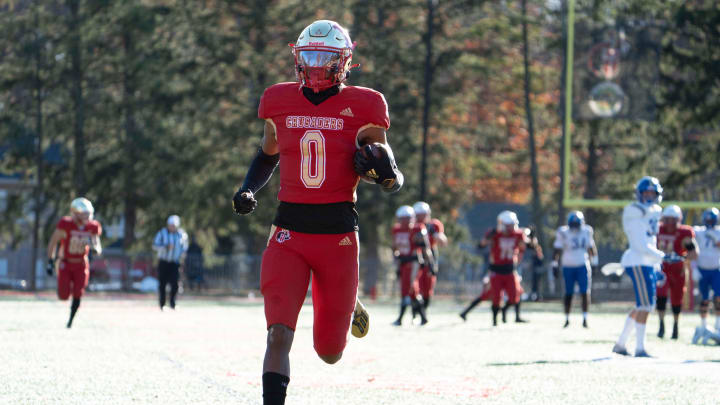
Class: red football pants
261,226,359,357
416,266,436,299
490,273,517,307
657,264,686,307
57,260,89,300
398,262,419,298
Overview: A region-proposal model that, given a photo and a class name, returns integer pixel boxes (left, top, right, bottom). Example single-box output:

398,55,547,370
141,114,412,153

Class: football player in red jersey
46,198,102,328
470,211,529,326
412,201,447,312
231,20,403,405
391,205,430,326
655,205,698,339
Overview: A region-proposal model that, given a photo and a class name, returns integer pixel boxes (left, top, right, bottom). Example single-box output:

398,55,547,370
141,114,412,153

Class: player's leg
668,268,685,339
507,275,524,323
67,264,89,328
310,232,359,363
410,282,428,325
712,271,720,332
578,265,590,328
394,263,413,325
655,267,669,338
694,274,710,344
57,261,71,301
698,270,712,329
613,308,635,356
260,232,312,405
490,274,503,326
562,266,575,327
168,262,180,309
460,278,490,321
633,266,656,356
420,267,436,310
157,260,168,310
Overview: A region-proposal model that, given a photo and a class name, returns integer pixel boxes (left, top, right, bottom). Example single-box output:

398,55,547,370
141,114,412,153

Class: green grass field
1,292,719,404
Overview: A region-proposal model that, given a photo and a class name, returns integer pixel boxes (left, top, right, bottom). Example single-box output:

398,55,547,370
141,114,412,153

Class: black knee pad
672,305,682,316
714,298,720,312
656,296,668,311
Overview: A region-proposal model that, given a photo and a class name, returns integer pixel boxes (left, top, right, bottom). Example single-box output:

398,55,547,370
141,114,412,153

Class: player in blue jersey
553,211,598,328
612,176,665,357
692,207,720,344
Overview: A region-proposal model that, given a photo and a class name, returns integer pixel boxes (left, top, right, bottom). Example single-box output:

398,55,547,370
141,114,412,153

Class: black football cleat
582,319,588,328
459,313,467,322
563,320,570,328
671,323,678,340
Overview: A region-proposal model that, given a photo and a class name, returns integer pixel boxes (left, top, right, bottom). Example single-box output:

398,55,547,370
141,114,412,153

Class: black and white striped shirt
153,227,188,263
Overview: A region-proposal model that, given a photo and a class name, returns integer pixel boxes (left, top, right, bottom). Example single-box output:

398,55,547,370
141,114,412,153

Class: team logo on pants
276,229,291,243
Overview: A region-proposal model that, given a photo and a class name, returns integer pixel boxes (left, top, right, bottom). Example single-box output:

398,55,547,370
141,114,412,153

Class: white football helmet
395,205,415,219
413,201,430,216
70,197,94,220
167,215,180,227
292,20,354,92
662,204,682,221
497,210,519,231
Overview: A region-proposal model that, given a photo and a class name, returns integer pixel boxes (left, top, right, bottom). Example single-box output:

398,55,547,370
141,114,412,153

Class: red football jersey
486,228,526,266
392,223,426,257
658,223,694,269
424,218,444,248
258,82,390,204
56,216,102,261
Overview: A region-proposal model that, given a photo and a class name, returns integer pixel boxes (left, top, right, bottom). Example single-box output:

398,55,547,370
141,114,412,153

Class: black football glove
232,189,257,215
353,144,398,188
46,258,55,276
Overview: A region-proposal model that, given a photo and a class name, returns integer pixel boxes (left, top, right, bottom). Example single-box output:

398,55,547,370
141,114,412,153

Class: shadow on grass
486,357,613,367
562,339,616,345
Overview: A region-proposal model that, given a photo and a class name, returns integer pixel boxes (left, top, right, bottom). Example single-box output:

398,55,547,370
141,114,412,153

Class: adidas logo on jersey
339,236,352,246
340,107,354,117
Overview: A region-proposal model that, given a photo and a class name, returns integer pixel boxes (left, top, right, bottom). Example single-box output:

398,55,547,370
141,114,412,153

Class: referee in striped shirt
153,215,188,310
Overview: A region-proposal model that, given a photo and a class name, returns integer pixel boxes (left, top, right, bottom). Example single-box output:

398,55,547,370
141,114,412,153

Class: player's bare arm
354,126,403,193
90,235,102,256
47,229,65,260
46,229,65,275
232,120,280,215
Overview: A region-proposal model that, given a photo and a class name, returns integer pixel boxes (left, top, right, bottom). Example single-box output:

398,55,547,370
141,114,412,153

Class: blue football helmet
567,211,585,229
703,207,719,228
635,176,663,205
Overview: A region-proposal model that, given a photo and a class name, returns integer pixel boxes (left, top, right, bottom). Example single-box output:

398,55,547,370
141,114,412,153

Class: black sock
412,299,428,322
398,302,408,321
68,298,80,327
462,296,483,315
262,372,290,405
423,296,430,309
492,306,499,325
564,294,572,315
515,303,521,320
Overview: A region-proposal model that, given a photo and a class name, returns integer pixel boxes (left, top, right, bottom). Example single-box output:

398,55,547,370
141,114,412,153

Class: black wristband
241,148,279,194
